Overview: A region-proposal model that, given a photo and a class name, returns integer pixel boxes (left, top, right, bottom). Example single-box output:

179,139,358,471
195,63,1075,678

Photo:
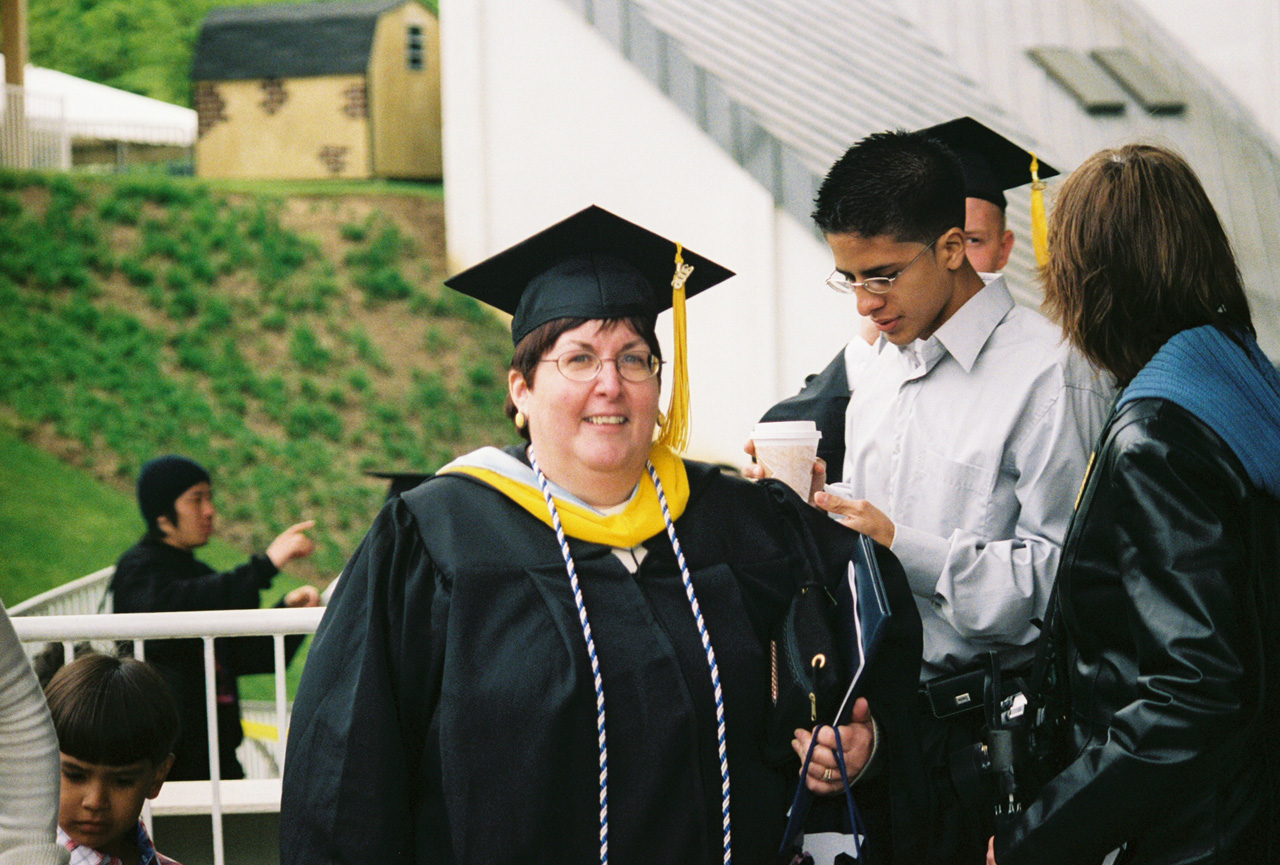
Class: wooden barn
191,0,440,180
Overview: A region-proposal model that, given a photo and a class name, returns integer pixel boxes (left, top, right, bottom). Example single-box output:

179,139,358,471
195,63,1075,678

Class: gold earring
514,410,526,430
657,411,667,427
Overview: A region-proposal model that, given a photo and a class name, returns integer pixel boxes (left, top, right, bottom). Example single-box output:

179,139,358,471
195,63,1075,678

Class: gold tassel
1030,151,1049,268
657,243,694,453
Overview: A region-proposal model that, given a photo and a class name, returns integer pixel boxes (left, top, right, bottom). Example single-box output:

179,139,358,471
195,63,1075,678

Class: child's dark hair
44,653,180,767
812,129,966,243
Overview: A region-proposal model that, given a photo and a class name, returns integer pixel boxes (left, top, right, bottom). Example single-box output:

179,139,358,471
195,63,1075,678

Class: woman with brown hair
994,145,1280,863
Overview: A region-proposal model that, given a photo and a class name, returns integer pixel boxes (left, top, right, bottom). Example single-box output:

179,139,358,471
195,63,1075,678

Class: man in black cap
751,126,1112,863
111,454,320,780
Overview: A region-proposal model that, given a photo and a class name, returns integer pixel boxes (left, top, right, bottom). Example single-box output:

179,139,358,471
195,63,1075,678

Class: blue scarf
1119,325,1280,500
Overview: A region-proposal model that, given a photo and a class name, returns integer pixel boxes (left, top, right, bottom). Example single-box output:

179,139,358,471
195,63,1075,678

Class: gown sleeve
280,497,446,865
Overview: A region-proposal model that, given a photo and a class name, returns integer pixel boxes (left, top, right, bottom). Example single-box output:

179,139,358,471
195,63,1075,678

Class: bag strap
777,724,866,863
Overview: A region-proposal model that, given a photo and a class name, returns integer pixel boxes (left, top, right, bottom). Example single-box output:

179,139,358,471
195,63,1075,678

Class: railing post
274,633,288,772
203,636,226,865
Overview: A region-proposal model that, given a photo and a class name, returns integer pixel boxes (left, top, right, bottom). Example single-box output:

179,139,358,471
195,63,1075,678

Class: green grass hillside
0,169,518,595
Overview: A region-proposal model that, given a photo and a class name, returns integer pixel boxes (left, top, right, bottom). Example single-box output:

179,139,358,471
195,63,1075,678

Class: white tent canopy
0,54,196,146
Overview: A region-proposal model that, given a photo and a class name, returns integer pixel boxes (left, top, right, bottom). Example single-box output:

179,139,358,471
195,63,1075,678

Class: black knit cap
137,455,211,532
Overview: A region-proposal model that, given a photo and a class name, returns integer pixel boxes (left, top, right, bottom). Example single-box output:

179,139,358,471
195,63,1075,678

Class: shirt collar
60,821,161,865
914,273,1013,373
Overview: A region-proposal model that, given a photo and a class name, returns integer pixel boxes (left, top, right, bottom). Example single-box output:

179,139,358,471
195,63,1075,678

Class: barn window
406,25,425,70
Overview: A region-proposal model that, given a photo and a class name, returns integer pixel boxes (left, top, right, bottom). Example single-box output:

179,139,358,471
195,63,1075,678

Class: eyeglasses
541,350,662,382
825,239,938,295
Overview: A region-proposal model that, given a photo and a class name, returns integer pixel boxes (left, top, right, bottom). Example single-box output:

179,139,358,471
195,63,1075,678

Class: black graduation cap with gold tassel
443,205,735,452
920,116,1060,266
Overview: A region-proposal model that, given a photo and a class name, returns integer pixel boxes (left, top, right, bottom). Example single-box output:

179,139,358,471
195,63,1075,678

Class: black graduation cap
443,205,735,452
442,205,734,346
920,116,1059,210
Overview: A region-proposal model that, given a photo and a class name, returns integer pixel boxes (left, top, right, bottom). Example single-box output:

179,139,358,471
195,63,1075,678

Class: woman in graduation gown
280,206,927,865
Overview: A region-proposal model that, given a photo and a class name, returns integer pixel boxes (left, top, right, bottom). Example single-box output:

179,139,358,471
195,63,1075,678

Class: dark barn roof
192,0,412,81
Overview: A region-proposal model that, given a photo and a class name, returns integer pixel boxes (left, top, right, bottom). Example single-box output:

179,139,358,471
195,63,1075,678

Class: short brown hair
45,653,180,767
504,316,662,441
1043,144,1254,385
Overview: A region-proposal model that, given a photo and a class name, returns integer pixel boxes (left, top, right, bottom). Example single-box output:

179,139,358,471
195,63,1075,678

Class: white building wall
442,0,857,462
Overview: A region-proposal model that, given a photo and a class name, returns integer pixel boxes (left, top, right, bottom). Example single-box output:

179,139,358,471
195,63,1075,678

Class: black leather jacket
999,398,1280,864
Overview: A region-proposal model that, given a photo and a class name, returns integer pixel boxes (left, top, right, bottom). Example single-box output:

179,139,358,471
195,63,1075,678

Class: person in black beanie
111,455,320,781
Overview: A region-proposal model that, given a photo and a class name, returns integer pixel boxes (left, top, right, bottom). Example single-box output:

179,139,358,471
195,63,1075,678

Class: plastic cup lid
751,420,821,440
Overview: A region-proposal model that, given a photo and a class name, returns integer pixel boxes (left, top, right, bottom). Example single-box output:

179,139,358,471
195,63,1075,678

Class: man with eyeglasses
752,125,1112,864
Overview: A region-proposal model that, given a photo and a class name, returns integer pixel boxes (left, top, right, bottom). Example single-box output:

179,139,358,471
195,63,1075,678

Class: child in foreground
45,653,181,865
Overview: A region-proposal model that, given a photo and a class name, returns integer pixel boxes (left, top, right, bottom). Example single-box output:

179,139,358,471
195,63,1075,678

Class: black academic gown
280,453,925,865
111,537,303,780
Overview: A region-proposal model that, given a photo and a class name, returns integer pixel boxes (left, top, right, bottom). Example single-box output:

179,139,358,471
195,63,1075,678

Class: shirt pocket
910,446,996,533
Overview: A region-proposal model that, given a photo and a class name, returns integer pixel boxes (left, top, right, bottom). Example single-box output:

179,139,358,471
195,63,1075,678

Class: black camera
949,654,1069,834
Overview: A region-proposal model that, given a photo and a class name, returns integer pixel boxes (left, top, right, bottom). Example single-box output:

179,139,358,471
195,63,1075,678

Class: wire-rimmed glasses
541,351,662,382
825,238,938,295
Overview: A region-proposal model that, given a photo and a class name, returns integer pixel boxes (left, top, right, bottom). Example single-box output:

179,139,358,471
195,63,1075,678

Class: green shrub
171,330,212,372
354,267,412,304
340,220,368,242
347,370,371,393
423,326,449,352
412,371,449,410
289,326,331,372
344,222,408,270
119,257,155,288
428,291,492,325
166,268,200,318
98,194,142,225
285,404,343,441
261,310,287,332
344,327,388,371
201,297,233,332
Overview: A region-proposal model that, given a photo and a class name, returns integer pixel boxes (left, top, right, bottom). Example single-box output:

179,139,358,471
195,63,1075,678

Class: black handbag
765,579,847,766
773,532,895,864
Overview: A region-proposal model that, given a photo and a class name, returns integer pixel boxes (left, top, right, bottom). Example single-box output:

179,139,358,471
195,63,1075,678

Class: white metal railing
9,566,114,616
1,83,70,170
12,607,324,865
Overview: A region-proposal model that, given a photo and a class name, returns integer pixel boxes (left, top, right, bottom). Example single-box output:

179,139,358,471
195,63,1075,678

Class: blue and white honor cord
528,449,732,864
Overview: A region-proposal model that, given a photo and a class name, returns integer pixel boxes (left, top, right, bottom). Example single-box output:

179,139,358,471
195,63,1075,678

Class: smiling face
157,481,215,551
826,228,974,346
963,197,1015,273
509,320,661,507
58,753,171,857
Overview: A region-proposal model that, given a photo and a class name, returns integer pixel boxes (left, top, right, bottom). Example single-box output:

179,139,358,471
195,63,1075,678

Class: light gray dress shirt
829,276,1114,679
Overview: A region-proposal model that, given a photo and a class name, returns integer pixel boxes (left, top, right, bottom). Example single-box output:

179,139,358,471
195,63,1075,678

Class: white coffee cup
751,420,822,499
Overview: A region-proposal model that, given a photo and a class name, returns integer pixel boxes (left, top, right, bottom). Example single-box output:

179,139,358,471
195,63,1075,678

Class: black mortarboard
443,205,735,452
920,117,1059,210
442,205,734,346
